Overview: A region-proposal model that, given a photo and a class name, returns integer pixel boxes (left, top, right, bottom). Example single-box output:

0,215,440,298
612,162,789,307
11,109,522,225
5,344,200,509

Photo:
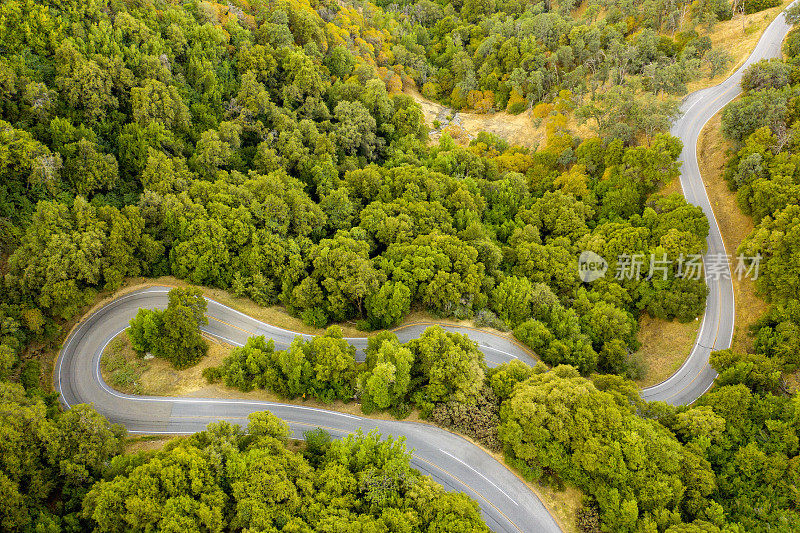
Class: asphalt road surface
56,287,556,533
642,4,797,405
55,7,799,531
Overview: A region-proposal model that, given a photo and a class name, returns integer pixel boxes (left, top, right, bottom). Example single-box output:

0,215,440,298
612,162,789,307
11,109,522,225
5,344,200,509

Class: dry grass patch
100,331,235,396
459,108,594,150
398,308,513,337
635,315,702,388
403,84,591,150
784,372,800,394
503,472,583,533
124,435,182,453
697,108,769,352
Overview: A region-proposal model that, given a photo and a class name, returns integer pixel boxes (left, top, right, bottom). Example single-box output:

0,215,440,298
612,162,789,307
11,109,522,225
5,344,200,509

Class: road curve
641,6,797,405
54,9,798,531
56,287,557,533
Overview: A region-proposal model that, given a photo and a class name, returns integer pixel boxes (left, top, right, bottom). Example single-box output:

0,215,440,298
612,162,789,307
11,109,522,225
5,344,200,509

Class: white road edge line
439,448,520,506
90,326,362,420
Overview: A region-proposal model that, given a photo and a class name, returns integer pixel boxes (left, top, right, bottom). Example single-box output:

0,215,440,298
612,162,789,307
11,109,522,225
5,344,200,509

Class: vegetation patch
3,0,800,531
634,314,702,388
101,330,233,397
100,336,146,395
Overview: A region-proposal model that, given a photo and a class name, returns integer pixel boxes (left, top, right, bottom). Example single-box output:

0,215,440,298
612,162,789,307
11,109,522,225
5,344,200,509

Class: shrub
473,309,507,331
202,366,222,383
429,386,501,451
20,359,41,391
744,0,779,14
303,428,332,466
506,89,528,114
301,307,328,328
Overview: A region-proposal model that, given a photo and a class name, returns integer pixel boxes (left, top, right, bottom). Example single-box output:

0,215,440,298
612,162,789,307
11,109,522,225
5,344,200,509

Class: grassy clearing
634,315,702,388
515,480,582,533
696,108,770,352
403,85,592,150
124,434,183,454
100,331,235,396
100,336,147,395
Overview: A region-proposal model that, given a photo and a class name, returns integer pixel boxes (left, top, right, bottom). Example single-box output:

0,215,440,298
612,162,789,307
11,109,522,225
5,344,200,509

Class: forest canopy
1,0,797,532
0,0,712,382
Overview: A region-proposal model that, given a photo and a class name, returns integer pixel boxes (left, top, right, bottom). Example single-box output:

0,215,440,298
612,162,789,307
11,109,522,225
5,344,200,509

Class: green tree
54,40,116,121
499,366,692,530
128,308,163,355
61,138,118,196
0,383,124,529
6,198,157,319
236,70,272,118
131,79,190,132
365,280,411,329
710,348,783,393
407,327,485,410
325,46,355,79
159,288,209,368
191,129,232,179
302,231,383,322
491,275,535,327
740,59,790,92
359,337,414,412
128,288,209,369
306,326,357,401
333,100,380,159
739,204,800,302
382,233,485,316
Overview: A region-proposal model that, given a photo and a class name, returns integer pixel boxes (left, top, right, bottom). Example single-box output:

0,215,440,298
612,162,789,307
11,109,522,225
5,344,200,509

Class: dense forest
0,0,712,383
1,389,488,531
0,0,798,532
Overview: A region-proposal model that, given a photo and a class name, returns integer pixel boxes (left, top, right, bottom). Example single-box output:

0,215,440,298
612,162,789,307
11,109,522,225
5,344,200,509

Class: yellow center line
664,252,728,401
661,82,740,401
412,454,524,533
208,315,257,337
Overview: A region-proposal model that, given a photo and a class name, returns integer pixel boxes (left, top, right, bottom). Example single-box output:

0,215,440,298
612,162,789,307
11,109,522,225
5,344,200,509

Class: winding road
57,287,555,533
642,5,796,404
54,7,798,532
